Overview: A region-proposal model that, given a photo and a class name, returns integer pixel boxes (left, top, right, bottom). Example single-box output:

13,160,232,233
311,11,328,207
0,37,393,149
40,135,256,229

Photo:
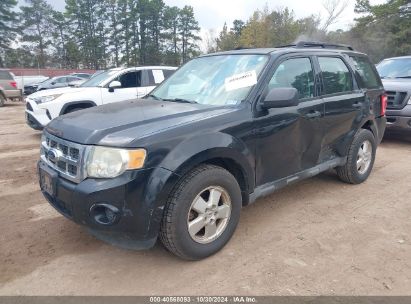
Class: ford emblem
47,149,61,163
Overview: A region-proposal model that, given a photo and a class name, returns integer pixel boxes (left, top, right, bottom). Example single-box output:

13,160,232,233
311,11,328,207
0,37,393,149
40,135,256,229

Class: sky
36,0,387,31
20,0,387,49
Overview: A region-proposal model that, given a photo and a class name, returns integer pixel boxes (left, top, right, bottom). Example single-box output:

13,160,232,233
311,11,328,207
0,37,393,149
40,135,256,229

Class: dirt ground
0,102,410,296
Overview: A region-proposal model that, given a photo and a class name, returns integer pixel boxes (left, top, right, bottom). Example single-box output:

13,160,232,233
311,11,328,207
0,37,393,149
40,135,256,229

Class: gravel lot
1,102,410,295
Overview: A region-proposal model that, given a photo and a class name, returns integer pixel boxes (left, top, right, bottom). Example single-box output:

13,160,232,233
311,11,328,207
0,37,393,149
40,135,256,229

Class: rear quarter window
0,70,13,80
350,56,382,89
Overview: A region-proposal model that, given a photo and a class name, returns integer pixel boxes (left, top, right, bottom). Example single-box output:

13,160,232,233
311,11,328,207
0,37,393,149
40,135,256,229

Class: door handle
352,102,362,108
305,111,322,119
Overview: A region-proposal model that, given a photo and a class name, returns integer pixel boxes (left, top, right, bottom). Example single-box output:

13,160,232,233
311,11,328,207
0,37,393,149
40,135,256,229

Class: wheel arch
59,100,97,115
361,119,377,138
157,132,255,206
337,118,379,157
175,153,252,206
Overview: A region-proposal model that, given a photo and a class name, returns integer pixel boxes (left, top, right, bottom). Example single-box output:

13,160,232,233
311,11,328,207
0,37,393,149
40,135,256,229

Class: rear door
317,55,365,158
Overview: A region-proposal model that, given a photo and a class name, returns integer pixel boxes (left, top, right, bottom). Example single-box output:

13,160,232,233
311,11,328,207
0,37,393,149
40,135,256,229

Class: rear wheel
0,94,5,107
337,129,376,184
160,164,242,260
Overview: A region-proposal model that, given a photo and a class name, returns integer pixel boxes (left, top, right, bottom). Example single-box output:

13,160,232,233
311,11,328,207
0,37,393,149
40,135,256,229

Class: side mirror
51,82,56,85
261,87,300,109
108,81,122,92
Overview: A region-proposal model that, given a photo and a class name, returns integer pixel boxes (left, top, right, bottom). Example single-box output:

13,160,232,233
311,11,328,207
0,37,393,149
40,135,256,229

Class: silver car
36,75,83,91
0,69,22,107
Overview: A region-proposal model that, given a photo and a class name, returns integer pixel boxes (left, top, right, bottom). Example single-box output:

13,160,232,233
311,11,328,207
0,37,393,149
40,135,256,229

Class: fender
158,132,255,192
59,100,97,116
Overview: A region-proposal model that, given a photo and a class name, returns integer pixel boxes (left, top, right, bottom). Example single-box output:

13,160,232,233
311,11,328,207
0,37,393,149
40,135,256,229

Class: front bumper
38,160,179,250
26,112,44,130
385,106,411,132
25,98,51,130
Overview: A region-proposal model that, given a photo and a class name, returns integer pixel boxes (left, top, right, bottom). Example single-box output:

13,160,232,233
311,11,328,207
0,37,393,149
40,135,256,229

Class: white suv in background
25,66,177,130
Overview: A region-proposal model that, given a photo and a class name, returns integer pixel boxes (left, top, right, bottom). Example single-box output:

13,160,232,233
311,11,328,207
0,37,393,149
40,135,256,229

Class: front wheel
337,129,376,184
160,164,242,260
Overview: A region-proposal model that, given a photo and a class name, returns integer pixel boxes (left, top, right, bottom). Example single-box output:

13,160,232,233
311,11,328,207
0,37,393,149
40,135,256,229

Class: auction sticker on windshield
225,70,257,92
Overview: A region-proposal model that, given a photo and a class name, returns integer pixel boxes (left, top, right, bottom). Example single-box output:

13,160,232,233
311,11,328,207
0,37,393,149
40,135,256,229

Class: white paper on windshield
152,70,165,84
225,70,257,92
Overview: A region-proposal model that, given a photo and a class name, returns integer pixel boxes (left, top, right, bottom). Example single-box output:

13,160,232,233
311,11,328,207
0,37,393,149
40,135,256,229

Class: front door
254,56,326,186
101,70,141,103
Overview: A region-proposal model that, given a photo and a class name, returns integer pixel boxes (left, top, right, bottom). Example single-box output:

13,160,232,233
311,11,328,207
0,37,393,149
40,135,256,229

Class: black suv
38,42,386,260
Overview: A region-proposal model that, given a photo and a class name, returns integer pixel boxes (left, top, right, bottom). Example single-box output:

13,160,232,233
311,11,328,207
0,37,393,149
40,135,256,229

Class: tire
0,94,5,107
160,164,242,260
337,129,376,184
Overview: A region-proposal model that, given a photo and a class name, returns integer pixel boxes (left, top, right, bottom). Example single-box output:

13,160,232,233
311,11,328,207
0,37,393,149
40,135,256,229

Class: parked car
24,77,50,95
68,79,87,87
37,42,386,260
70,72,92,79
376,56,411,132
35,75,84,91
26,66,177,130
0,69,22,107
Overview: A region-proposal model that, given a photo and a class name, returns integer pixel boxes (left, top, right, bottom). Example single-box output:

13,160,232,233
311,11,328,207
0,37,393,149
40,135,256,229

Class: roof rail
277,41,354,51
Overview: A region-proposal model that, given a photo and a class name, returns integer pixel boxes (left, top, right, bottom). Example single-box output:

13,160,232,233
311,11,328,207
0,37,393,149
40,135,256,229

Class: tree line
1,0,410,69
210,0,411,63
0,0,201,69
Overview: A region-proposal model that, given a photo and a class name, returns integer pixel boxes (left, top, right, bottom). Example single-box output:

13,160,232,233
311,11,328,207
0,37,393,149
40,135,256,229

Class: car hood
46,99,236,146
28,86,89,98
382,78,411,92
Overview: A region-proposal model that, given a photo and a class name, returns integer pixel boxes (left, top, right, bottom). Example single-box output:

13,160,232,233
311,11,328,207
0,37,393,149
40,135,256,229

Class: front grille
41,132,86,183
386,91,408,109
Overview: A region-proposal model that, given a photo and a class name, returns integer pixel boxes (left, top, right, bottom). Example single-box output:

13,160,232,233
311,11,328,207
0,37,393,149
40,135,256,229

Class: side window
147,70,165,86
66,77,78,82
350,56,381,89
55,77,67,83
318,57,353,95
268,57,315,99
118,71,142,88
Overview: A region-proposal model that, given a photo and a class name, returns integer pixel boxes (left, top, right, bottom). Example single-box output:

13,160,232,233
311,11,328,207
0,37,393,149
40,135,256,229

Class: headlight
86,146,147,178
33,94,62,104
408,96,411,105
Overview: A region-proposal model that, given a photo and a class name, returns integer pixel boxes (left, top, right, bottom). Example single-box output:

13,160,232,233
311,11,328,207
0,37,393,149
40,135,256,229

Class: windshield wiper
145,94,163,100
163,98,198,104
394,76,411,79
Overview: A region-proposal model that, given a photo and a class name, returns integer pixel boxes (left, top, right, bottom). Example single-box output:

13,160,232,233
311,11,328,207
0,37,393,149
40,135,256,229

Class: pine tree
20,0,56,68
0,0,19,67
178,6,200,63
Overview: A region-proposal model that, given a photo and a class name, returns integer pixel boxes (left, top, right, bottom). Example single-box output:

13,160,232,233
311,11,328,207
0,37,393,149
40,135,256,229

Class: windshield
377,58,411,78
80,70,117,87
150,54,269,106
